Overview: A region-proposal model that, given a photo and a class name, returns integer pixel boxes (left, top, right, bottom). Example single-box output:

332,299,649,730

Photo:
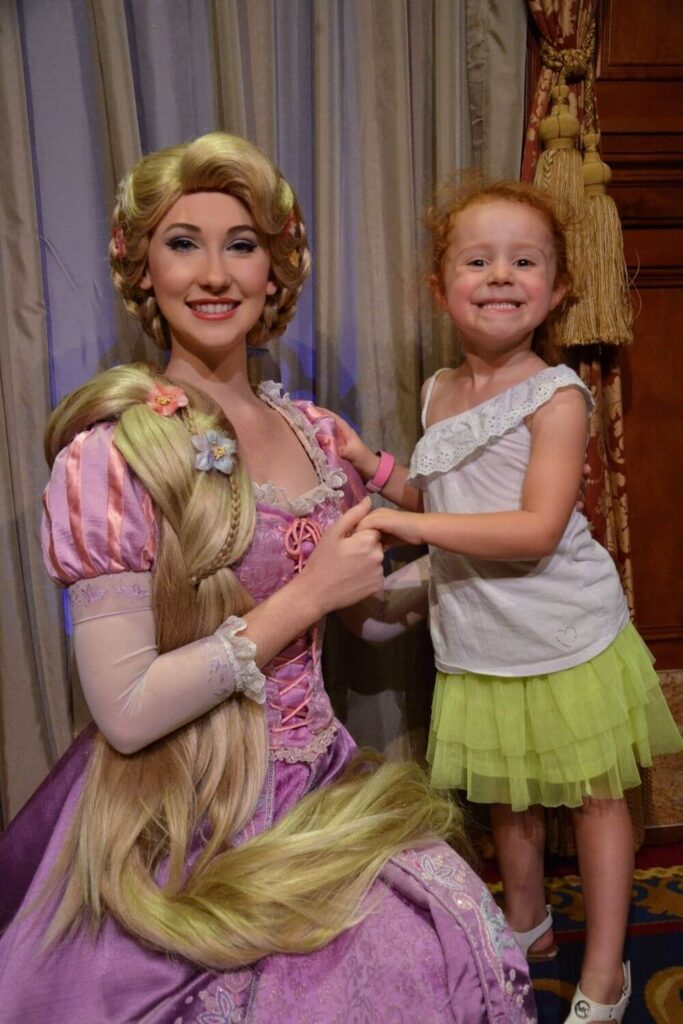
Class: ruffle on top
408,365,593,487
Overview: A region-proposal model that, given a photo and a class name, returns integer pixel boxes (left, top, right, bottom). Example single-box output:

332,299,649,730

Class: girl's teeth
483,302,517,310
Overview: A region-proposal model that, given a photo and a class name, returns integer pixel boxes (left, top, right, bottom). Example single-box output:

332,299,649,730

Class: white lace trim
270,722,338,763
254,382,347,514
215,616,266,705
409,365,593,484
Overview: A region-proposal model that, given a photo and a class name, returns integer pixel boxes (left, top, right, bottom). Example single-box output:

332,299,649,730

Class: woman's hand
317,408,379,482
302,497,385,613
355,508,424,548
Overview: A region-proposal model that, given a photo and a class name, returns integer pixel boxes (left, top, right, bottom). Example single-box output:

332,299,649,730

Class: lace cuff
215,617,267,705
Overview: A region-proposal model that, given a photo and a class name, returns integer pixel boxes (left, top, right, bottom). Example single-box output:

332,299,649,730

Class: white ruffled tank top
408,365,629,676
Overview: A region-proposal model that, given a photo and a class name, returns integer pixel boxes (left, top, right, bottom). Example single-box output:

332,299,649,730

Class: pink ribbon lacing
269,517,323,734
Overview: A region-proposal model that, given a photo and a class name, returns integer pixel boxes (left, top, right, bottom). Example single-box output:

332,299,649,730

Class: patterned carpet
488,858,683,1023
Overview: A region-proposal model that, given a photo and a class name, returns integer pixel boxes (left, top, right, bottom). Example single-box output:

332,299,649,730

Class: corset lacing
269,517,323,735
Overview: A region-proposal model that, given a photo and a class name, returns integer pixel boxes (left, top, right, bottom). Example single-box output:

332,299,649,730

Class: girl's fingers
329,496,372,537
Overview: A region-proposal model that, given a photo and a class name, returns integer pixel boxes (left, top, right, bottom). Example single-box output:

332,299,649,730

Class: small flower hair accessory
282,210,301,268
282,209,297,237
146,380,189,417
192,430,237,475
112,226,127,259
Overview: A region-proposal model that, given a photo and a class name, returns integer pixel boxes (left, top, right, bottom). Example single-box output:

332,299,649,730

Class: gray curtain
0,0,528,825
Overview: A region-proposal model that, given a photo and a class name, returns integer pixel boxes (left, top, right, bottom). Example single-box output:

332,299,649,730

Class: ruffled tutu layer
427,623,682,811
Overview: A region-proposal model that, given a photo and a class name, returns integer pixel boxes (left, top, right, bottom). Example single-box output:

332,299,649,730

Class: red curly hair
425,177,576,363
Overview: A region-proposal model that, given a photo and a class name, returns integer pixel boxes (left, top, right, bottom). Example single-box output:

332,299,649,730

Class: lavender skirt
0,724,536,1023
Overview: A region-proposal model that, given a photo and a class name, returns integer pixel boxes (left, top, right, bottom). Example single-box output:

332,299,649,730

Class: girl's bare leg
490,803,555,956
570,796,634,1007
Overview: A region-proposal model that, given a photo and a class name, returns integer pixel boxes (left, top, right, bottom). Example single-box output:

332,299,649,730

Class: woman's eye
166,237,197,252
228,239,258,254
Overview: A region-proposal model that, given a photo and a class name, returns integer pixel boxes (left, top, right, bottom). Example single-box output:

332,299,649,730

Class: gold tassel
533,85,587,349
575,132,633,345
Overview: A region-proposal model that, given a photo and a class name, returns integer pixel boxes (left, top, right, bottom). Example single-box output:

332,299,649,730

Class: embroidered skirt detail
427,623,683,811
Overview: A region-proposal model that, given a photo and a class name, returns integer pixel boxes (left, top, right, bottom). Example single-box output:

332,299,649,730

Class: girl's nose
487,259,513,285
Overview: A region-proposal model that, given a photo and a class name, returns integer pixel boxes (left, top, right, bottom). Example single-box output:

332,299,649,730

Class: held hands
302,497,385,614
355,507,424,548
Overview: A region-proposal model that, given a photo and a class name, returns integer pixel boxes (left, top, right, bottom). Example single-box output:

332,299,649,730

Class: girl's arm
336,554,430,641
322,409,423,511
357,388,588,560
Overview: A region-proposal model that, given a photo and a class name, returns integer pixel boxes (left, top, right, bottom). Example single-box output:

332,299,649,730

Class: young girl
0,138,536,1023
338,180,683,1024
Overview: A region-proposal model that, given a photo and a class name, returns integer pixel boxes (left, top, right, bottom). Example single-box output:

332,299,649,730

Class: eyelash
165,237,259,254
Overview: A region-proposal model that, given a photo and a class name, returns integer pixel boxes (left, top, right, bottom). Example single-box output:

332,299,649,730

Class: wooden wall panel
597,0,683,668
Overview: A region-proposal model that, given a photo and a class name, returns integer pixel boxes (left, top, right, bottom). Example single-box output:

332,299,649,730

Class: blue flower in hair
192,431,237,475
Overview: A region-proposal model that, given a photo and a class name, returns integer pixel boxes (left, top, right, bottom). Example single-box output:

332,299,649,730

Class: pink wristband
366,450,396,493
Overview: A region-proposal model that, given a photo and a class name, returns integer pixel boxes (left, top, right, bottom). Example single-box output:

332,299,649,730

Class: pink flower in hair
112,227,127,259
146,380,189,417
282,210,297,236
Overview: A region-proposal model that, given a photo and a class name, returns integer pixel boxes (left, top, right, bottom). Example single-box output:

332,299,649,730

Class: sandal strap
511,904,552,956
567,963,631,1023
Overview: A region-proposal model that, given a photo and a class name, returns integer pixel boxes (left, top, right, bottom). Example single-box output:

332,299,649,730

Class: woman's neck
165,343,260,413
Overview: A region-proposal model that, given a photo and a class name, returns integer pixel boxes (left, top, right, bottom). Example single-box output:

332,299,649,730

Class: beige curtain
0,0,528,824
0,3,71,825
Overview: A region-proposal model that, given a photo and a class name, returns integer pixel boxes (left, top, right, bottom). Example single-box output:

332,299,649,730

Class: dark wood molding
644,823,683,845
599,0,683,81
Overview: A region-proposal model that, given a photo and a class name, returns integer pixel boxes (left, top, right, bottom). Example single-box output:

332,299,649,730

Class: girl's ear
428,274,448,310
266,279,277,296
550,277,569,311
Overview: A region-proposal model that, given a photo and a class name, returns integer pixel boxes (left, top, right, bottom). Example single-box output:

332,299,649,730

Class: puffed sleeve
297,403,368,508
41,422,158,585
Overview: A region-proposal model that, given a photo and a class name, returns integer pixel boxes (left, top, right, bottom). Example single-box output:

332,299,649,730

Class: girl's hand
302,497,385,613
356,508,424,547
317,408,378,481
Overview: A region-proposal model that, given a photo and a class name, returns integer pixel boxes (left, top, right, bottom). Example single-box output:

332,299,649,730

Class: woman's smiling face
141,191,276,360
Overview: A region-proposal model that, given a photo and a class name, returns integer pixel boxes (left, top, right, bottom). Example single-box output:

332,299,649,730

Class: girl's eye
467,258,487,268
515,258,535,267
228,238,258,254
166,237,197,252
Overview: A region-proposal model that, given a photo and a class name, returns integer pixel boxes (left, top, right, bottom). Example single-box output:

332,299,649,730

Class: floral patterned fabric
521,0,598,182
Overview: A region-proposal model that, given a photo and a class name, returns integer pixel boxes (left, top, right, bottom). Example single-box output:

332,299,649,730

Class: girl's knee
572,795,629,818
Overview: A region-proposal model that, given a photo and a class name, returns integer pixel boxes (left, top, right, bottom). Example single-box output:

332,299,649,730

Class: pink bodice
42,383,368,765
235,498,342,761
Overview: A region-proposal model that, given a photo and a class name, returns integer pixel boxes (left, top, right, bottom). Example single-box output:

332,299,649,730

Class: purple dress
0,384,536,1024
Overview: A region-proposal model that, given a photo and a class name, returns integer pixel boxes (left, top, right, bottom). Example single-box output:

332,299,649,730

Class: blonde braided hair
109,133,311,350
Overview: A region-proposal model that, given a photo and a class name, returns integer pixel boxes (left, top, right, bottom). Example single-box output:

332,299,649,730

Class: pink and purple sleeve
298,403,368,509
42,422,158,586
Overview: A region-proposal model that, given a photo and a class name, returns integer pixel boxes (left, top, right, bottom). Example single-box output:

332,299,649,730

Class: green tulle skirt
427,623,682,812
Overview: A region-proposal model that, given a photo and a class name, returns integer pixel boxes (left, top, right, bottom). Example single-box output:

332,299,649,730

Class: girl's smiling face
441,199,567,359
141,191,276,361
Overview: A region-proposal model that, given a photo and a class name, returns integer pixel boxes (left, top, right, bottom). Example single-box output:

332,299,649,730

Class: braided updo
109,132,311,350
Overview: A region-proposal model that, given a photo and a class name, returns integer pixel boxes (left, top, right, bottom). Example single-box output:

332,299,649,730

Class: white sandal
564,962,631,1022
511,904,558,962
